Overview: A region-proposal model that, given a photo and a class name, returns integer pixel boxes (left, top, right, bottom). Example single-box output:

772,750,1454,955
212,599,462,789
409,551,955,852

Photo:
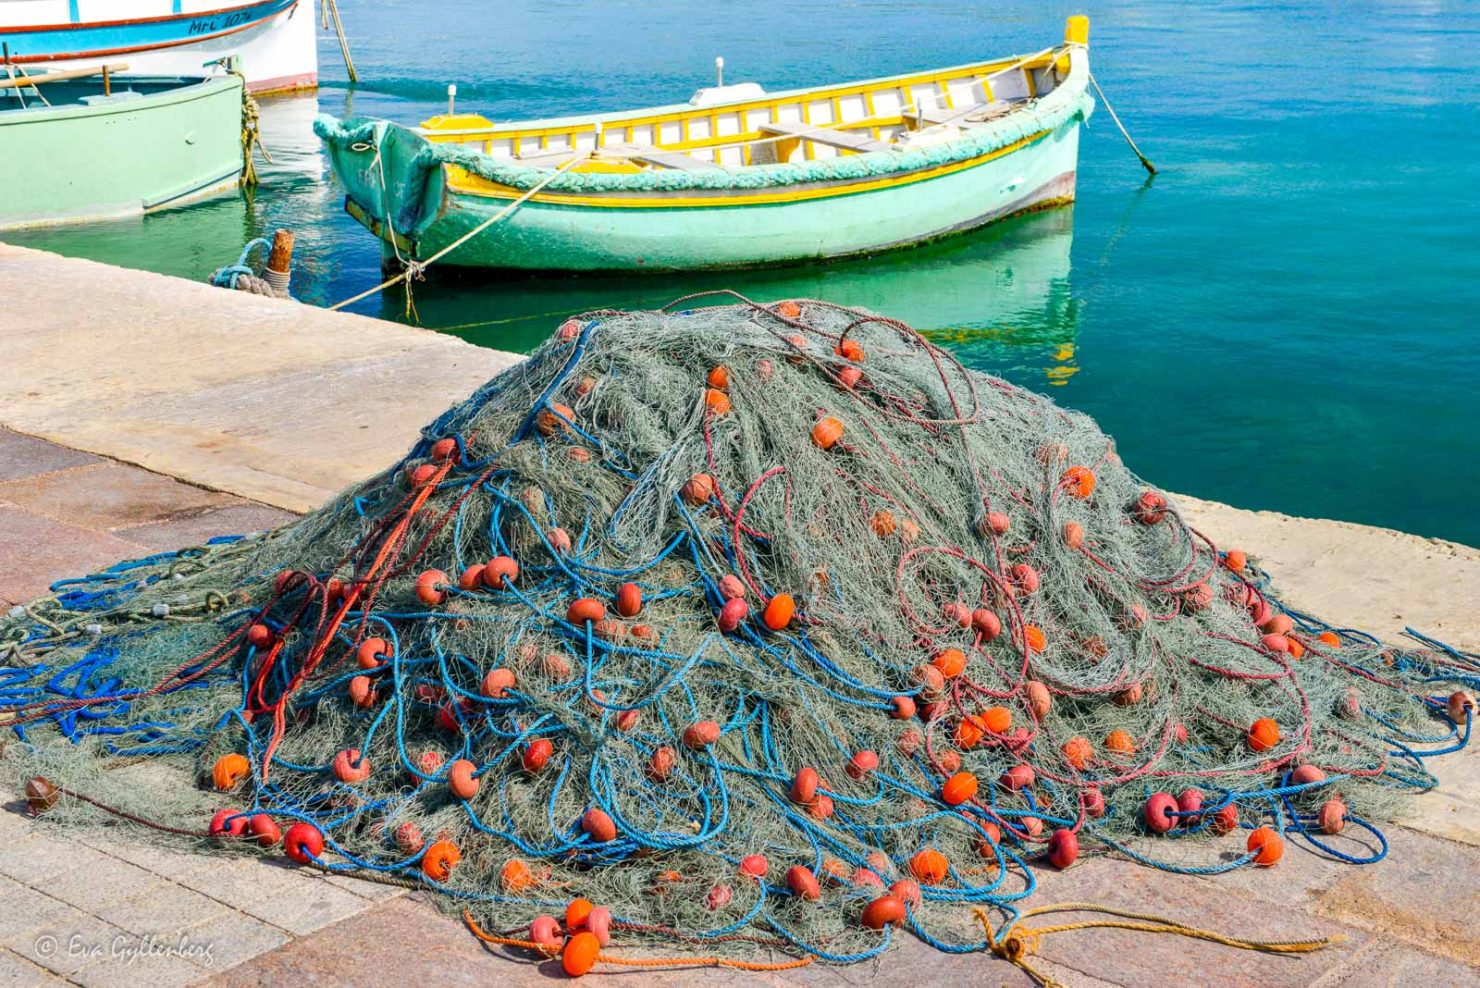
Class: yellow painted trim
418,50,1063,147
443,130,1049,209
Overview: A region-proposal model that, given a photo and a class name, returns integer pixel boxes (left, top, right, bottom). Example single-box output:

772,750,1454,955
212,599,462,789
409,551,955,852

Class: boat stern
315,115,445,259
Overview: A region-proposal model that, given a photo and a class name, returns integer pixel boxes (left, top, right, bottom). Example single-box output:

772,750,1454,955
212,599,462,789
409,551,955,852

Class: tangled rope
2,298,1474,976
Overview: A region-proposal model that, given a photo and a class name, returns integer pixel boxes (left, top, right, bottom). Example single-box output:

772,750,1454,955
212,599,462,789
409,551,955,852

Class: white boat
0,0,318,94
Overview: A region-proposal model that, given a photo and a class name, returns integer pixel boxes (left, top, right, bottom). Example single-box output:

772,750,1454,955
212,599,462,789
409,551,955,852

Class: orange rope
463,912,814,973
260,458,453,781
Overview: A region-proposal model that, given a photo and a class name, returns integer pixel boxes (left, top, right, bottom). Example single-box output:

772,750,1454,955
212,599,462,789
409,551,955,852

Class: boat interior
415,44,1075,174
0,61,208,111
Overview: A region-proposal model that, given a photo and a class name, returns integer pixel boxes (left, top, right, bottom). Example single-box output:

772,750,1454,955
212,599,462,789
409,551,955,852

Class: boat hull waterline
318,17,1095,273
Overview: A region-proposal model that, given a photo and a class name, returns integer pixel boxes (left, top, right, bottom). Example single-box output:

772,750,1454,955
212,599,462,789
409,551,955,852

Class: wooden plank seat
512,144,720,171
627,149,720,171
911,98,1024,130
757,120,892,158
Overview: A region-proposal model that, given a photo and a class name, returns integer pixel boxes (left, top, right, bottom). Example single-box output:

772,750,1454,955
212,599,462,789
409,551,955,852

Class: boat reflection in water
389,206,1081,389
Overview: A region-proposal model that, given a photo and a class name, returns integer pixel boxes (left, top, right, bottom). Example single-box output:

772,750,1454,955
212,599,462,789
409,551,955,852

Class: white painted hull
0,0,319,93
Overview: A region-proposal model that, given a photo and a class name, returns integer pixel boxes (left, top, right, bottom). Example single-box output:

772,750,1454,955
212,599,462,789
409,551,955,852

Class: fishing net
2,297,1475,973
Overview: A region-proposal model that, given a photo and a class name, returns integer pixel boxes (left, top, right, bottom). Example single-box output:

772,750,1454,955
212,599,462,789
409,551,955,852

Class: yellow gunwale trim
443,130,1051,210
418,51,1061,145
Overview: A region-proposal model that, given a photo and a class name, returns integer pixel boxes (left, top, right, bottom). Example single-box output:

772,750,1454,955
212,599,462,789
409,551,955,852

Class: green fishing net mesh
2,297,1474,967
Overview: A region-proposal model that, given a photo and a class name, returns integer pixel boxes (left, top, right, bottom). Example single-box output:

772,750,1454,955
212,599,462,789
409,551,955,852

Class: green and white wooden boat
316,16,1095,273
0,65,244,230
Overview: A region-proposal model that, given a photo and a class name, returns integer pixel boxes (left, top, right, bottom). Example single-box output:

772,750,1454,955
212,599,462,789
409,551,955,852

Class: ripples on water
7,1,1478,546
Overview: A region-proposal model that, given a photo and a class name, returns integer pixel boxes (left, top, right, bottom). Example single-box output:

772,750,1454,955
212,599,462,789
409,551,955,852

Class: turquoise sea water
8,1,1479,546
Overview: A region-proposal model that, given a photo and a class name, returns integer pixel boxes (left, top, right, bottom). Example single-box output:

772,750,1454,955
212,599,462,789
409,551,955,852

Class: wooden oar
0,62,130,91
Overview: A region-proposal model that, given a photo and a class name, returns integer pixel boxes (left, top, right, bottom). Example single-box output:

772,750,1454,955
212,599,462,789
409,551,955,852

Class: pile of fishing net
2,297,1475,976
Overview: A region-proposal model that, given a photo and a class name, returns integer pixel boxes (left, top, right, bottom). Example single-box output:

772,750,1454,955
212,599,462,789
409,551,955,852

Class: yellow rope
973,903,1345,988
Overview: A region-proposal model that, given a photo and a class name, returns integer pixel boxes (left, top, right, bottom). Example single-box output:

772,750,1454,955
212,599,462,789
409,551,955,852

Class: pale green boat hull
330,118,1079,273
319,43,1092,273
0,76,244,231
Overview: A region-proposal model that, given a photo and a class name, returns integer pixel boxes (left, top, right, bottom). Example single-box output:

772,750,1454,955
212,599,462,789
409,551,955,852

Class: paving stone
92,881,230,938
81,836,218,885
1309,938,1480,986
178,912,287,974
0,832,111,885
0,505,148,603
0,462,234,533
0,948,68,987
0,886,72,942
319,872,407,902
0,430,102,483
5,905,128,977
1306,825,1480,966
35,852,165,914
177,862,370,937
73,948,207,988
114,502,298,552
1009,853,1370,988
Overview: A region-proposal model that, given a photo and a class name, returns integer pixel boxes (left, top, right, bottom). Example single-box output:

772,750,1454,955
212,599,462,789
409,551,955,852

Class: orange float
614,582,643,617
446,758,479,800
647,746,676,781
835,338,865,362
1317,631,1341,648
790,767,819,804
871,510,897,537
422,839,461,881
982,706,1012,734
931,647,967,678
562,931,601,977
1144,792,1177,833
332,748,371,783
786,865,821,900
861,894,906,929
356,637,389,669
1224,549,1247,574
1247,717,1281,752
1022,625,1046,653
581,808,617,843
1061,736,1093,770
940,772,979,806
1025,681,1052,719
1318,798,1347,835
481,556,520,590
1063,521,1085,550
909,848,949,884
480,667,516,698
566,598,606,625
954,714,987,749
414,569,447,606
811,416,844,450
1104,729,1136,755
1061,465,1096,499
522,738,554,772
1247,826,1283,866
762,593,796,630
536,402,575,437
681,472,716,505
211,753,251,792
500,857,536,892
972,608,1002,640
684,720,721,748
1047,829,1078,869
348,675,376,708
707,365,730,390
704,387,731,415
